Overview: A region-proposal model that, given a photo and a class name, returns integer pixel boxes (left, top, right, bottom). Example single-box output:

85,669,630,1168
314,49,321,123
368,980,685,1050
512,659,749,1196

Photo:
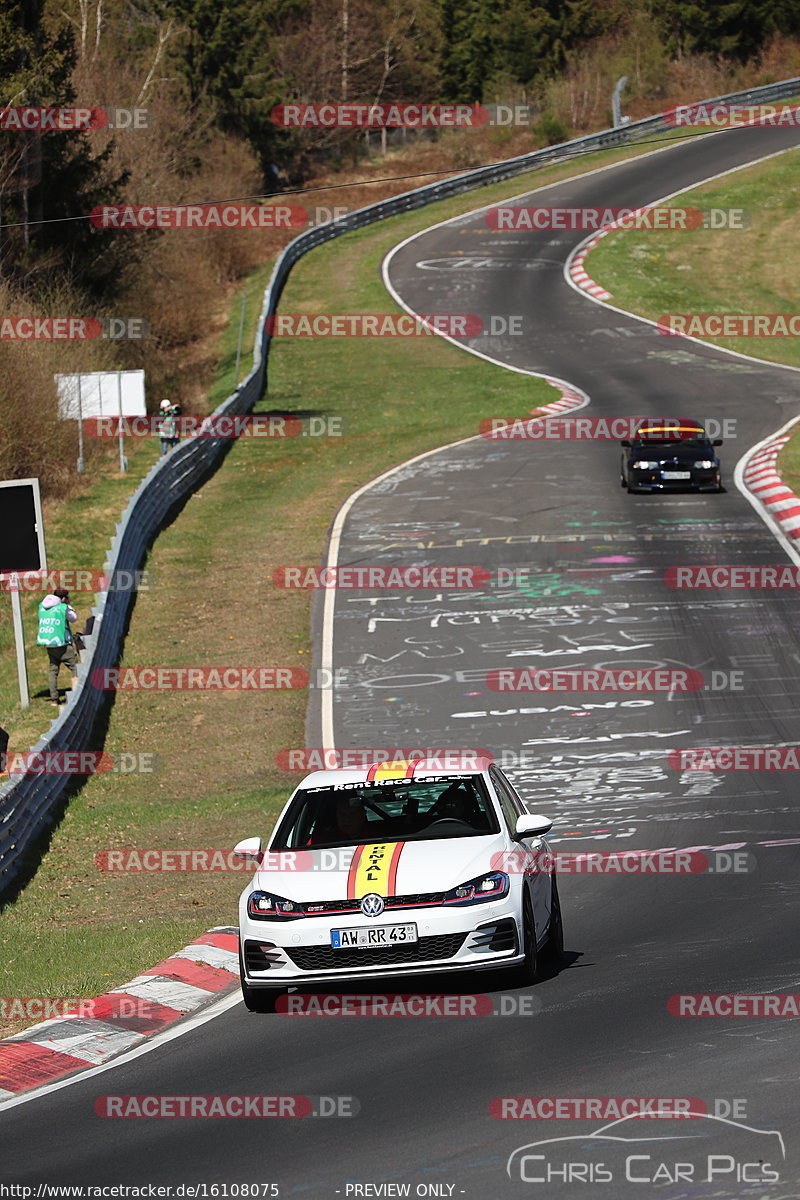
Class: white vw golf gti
235,756,564,1009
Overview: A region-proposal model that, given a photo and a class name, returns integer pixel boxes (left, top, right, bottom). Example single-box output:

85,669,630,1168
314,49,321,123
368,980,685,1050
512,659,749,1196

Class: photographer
37,587,79,707
157,398,181,455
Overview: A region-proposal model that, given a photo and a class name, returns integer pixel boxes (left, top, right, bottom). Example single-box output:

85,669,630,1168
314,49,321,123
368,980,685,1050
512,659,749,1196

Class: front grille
285,932,467,971
302,899,361,915
300,891,445,917
387,892,445,908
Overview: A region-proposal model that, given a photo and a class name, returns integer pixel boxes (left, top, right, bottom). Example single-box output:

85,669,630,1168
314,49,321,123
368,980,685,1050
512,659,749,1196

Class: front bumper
239,903,521,988
628,468,720,492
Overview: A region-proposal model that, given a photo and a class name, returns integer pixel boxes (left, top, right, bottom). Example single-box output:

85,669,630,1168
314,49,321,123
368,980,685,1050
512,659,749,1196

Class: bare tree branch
136,18,175,106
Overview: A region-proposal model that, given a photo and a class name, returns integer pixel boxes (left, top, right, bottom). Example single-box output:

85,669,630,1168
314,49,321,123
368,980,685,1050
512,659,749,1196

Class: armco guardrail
1,78,799,896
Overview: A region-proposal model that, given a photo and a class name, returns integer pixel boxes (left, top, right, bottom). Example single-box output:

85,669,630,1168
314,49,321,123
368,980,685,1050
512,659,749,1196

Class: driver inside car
430,783,472,822
308,793,372,844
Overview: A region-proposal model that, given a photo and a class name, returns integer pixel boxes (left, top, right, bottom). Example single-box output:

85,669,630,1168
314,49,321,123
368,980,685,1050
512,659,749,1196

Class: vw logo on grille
360,893,385,917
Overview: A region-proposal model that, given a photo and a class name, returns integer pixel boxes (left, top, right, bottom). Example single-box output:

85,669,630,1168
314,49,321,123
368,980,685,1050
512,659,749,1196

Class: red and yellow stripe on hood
347,842,405,899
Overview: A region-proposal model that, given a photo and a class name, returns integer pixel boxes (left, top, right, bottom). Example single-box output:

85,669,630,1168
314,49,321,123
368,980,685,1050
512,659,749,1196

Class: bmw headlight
633,460,659,469
247,890,301,920
443,871,509,905
694,460,715,469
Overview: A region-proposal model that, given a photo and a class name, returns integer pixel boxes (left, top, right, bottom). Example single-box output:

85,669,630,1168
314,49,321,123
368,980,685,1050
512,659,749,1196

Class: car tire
511,891,540,986
541,877,564,961
239,943,280,1013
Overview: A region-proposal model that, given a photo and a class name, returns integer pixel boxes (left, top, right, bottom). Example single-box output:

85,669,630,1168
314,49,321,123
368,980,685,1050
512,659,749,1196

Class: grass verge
584,143,800,368
583,143,800,493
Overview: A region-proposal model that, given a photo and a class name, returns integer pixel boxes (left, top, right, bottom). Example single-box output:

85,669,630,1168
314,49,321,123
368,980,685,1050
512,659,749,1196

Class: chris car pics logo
507,1112,785,1187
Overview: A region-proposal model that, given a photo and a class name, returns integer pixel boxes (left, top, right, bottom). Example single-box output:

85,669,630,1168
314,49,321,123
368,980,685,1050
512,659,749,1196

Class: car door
490,767,552,938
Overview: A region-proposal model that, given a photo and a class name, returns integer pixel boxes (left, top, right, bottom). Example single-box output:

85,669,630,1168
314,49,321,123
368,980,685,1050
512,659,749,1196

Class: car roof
296,756,495,789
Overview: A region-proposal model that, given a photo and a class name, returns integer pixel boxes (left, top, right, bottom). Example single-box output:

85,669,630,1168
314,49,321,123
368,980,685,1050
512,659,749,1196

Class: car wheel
512,891,540,986
239,943,280,1013
541,877,564,961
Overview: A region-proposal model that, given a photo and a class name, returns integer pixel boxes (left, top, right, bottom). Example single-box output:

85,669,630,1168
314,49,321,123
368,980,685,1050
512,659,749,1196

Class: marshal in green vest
37,602,68,646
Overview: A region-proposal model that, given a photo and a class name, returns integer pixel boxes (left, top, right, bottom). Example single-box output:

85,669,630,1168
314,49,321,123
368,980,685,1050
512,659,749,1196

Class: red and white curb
742,428,800,540
529,378,588,418
481,378,588,438
568,232,613,300
0,926,239,1101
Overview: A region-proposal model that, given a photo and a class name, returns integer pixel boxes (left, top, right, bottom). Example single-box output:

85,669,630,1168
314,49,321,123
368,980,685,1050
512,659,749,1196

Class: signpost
56,369,145,473
0,478,47,709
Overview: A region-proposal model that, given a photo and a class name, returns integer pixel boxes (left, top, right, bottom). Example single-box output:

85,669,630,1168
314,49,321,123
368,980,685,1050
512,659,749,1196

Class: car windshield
271,775,500,849
633,425,709,448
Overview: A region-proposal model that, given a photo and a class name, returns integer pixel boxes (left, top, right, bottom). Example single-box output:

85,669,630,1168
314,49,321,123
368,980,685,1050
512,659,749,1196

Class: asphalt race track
3,125,800,1199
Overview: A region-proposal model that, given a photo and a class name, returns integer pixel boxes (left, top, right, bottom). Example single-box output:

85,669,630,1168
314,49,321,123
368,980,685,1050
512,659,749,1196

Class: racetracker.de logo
664,102,800,127
659,313,800,337
665,566,800,588
491,1098,705,1119
0,996,163,1021
480,416,734,440
273,566,491,588
486,668,704,692
0,106,104,130
94,849,311,872
90,203,309,230
93,1095,359,1118
85,415,343,439
270,102,488,127
90,667,307,690
668,747,800,770
485,206,704,231
275,993,541,1017
1,751,157,776
0,569,149,593
0,317,146,340
492,849,709,874
274,748,490,771
669,994,800,1016
265,313,482,337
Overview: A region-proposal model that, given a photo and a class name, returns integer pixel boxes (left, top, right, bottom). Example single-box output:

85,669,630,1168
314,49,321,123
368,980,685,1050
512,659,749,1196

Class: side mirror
712,438,723,446
514,814,553,840
620,440,631,448
233,836,263,861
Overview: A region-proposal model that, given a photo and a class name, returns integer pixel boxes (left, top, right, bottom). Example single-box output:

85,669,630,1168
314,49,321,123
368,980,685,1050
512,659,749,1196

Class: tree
0,0,126,296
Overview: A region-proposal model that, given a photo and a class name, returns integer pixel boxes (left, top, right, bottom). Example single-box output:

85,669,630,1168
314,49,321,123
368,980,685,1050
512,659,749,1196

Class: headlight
247,890,302,920
443,871,509,905
633,460,659,469
694,460,715,469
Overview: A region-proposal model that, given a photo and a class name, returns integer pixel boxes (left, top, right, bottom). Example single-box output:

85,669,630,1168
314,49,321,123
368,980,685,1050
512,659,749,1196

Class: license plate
662,471,691,479
331,923,418,949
